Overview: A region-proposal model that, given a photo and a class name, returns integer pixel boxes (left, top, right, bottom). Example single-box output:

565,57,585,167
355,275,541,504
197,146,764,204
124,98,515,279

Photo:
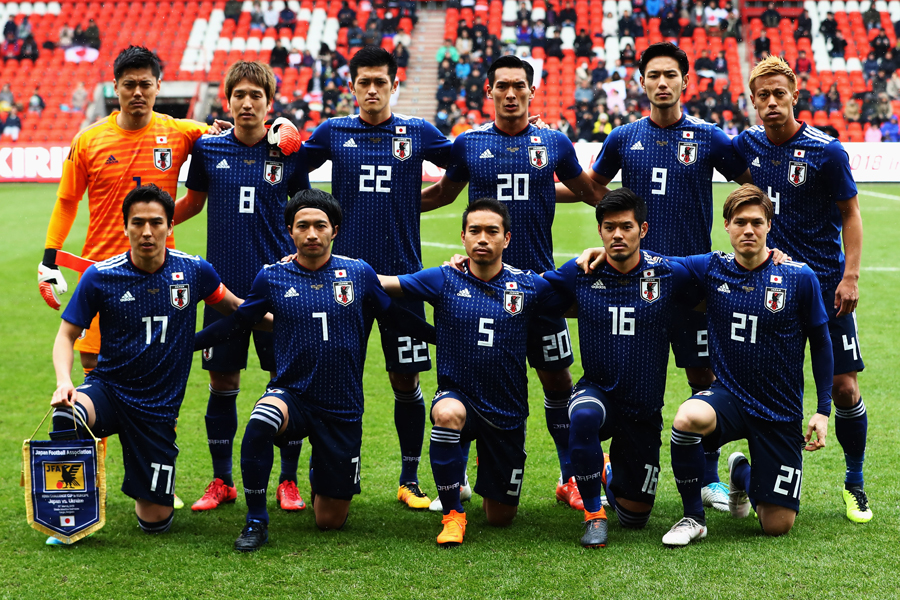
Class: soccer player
419,55,600,510
562,42,753,511
661,184,833,546
734,56,870,523
302,46,453,509
175,61,309,513
379,198,572,546
193,189,435,551
49,184,242,535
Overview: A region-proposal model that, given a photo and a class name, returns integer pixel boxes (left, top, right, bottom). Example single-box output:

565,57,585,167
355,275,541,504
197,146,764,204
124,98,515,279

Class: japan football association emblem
264,161,283,185
202,347,213,361
153,148,173,171
504,290,524,315
677,141,698,165
333,281,354,305
392,137,412,161
765,287,786,313
788,161,807,187
169,284,190,310
640,277,661,303
528,145,548,169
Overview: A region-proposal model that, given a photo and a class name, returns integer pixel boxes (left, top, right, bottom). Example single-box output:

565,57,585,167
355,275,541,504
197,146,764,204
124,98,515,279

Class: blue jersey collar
647,113,686,129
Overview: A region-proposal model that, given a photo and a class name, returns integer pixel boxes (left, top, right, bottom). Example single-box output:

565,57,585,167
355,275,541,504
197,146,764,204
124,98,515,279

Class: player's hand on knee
267,117,302,155
443,254,467,271
38,252,68,310
51,383,77,408
804,413,828,451
575,247,605,274
767,247,792,265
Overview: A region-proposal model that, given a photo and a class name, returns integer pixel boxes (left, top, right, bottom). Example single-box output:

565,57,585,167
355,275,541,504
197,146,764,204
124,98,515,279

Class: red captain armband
204,283,227,305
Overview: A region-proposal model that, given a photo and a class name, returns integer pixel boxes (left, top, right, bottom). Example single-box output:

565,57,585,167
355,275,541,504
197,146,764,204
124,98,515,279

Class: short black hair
122,184,175,226
487,55,534,87
595,187,647,225
463,198,511,233
113,45,162,81
638,42,689,77
349,46,398,84
285,188,343,229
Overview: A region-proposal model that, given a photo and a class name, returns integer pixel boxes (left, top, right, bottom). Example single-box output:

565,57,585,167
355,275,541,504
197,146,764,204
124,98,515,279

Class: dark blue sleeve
287,145,311,195
541,258,578,302
303,120,332,171
821,140,859,202
422,121,453,168
362,262,393,313
365,262,437,344
398,267,446,303
185,137,209,192
194,268,271,351
591,125,622,178
197,257,223,301
798,266,829,329
444,134,470,183
673,253,714,283
553,131,583,181
533,273,575,317
710,126,748,181
808,321,834,415
667,258,706,305
60,265,99,329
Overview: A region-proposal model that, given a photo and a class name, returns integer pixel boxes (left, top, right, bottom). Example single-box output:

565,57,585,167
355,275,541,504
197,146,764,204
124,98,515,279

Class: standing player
49,185,242,535
175,61,309,513
662,185,833,546
193,190,435,551
303,46,453,509
379,199,572,546
733,56,870,523
563,42,752,510
420,55,599,510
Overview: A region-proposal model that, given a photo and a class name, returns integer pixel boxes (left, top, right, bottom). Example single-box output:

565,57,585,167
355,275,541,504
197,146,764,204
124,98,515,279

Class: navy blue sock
544,388,574,481
279,440,302,484
241,404,283,524
137,512,174,534
569,403,606,513
430,426,465,515
206,387,239,487
732,455,751,492
51,403,88,439
703,448,722,486
835,398,867,487
670,427,706,523
394,385,425,485
614,504,651,529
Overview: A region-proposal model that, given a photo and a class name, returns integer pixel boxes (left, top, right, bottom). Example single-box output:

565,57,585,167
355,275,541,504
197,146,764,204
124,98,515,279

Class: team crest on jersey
640,277,661,303
334,281,354,305
504,290,524,315
529,145,548,169
677,142,698,165
392,137,412,160
153,148,173,171
170,284,190,309
264,161,283,185
788,161,807,187
202,347,213,361
765,287,786,313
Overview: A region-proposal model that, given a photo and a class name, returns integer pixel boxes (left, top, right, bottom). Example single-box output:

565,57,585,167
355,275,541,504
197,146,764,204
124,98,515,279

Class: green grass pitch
1,182,898,599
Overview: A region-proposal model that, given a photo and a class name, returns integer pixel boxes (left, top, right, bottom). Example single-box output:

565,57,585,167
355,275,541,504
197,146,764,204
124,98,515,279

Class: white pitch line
859,190,900,202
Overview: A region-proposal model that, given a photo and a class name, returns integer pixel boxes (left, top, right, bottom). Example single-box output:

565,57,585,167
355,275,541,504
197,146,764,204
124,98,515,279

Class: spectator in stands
830,31,848,59
886,69,900,99
660,9,679,37
481,37,500,68
70,81,88,112
399,0,419,26
794,9,812,40
881,114,899,141
84,19,101,50
515,19,533,46
705,0,725,34
619,10,644,38
863,4,882,32
576,60,590,83
863,52,880,81
825,85,843,114
363,22,383,47
881,50,897,75
574,29,593,58
450,115,472,138
875,92,893,121
27,87,44,114
795,77,812,115
603,11,618,37
574,79,595,104
865,120,883,142
393,41,410,69
811,87,827,112
873,29,891,59
58,25,74,49
555,116,577,141
609,58,627,79
71,24,87,46
438,58,459,88
695,49,717,81
713,50,728,77
593,111,612,142
544,28,564,59
17,16,32,40
471,15,488,39
722,9,741,39
3,106,21,140
604,72,626,114
820,12,838,41
436,39,459,64
843,97,861,123
760,2,780,28
455,28,472,57
249,1,265,30
19,34,38,61
873,68,890,95
3,18,15,39
559,1,578,28
592,59,609,84
223,0,242,23
322,80,341,114
436,78,458,112
575,110,594,142
0,83,15,110
263,4,280,29
382,10,399,36
723,119,739,135
2,32,21,62
395,26,412,48
299,49,315,68
795,50,812,75
279,6,297,33
529,20,546,48
338,1,356,28
645,0,662,18
516,1,532,24
348,19,365,47
270,39,289,69
754,30,771,61
620,42,637,67
456,55,472,81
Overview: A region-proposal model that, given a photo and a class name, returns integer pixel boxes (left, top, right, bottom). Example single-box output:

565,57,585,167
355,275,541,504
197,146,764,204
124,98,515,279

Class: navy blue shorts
76,381,179,507
822,288,865,375
431,389,527,507
374,297,432,374
526,314,575,372
670,305,711,370
569,381,663,506
201,305,276,373
262,388,362,500
693,382,804,512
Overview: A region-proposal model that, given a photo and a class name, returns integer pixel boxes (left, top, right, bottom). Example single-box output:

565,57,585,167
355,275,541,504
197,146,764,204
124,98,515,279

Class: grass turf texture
1,182,898,600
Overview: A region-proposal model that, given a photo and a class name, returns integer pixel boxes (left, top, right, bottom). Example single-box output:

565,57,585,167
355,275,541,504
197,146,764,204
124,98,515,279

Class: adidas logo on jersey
480,149,494,159
120,291,135,302
105,155,118,164
216,159,230,169
718,283,731,293
591,279,606,289
344,138,357,147
284,287,299,298
630,141,644,150
752,157,761,167
457,288,472,297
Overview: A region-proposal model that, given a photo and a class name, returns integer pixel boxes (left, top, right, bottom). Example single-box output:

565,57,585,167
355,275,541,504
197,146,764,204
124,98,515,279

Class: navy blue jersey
543,251,700,418
304,114,452,275
62,250,224,422
679,252,829,421
445,123,583,272
232,255,393,422
398,264,570,429
593,115,747,256
185,130,310,297
734,124,858,291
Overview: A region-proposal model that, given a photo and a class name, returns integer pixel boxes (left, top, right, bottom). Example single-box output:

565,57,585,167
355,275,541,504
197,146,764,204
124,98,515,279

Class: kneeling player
379,199,571,546
49,185,241,535
194,189,435,551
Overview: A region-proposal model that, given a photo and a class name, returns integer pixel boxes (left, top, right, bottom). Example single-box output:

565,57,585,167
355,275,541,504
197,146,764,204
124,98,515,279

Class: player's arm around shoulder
534,268,577,318
422,132,469,212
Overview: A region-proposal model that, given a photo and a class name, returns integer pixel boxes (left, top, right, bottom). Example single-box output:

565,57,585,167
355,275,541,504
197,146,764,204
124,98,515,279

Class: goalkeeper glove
267,117,302,155
38,248,68,310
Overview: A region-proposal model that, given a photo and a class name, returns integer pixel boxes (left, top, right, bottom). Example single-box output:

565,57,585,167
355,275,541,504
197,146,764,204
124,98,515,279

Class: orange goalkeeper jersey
51,111,208,261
